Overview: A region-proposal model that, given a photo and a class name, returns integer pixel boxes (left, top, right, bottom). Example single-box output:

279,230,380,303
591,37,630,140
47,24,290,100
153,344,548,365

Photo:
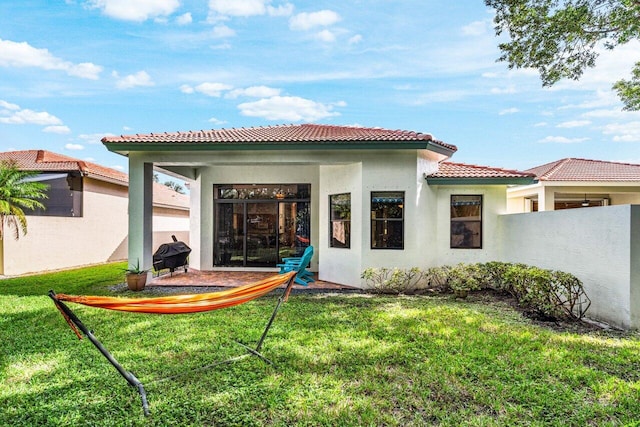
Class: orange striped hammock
48,271,298,416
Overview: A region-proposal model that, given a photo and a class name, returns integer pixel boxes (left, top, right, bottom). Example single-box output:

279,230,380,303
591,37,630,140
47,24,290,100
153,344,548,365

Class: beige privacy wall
498,205,640,329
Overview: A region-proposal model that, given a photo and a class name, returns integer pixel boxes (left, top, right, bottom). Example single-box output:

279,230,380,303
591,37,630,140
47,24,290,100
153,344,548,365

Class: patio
148,269,357,291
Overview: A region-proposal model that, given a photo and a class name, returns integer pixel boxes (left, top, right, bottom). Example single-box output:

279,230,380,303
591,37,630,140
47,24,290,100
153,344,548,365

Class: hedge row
361,262,591,321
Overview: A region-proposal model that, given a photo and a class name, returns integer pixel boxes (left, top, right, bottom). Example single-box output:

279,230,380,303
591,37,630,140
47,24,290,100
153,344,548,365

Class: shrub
361,262,591,321
361,267,427,294
445,263,482,297
502,264,591,321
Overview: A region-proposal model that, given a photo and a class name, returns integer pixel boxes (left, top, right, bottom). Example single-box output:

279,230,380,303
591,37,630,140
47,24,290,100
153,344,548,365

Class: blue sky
1,0,639,173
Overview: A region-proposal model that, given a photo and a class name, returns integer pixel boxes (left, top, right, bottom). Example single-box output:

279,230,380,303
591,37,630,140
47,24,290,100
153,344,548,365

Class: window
25,173,83,217
329,193,351,248
450,195,482,249
371,191,404,249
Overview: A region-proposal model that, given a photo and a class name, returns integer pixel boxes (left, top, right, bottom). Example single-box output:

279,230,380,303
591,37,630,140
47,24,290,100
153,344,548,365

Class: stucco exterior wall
433,185,509,266
498,205,639,329
1,178,129,276
319,163,363,286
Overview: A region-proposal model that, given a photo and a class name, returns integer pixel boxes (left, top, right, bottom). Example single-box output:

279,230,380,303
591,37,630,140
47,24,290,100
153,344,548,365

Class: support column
128,157,153,271
538,187,555,212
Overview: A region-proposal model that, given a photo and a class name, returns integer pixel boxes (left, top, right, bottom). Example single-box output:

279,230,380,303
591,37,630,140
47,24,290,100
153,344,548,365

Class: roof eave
425,177,535,186
104,140,456,156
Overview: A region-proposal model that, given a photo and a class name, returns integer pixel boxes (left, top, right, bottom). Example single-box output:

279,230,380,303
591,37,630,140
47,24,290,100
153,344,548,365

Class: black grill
153,235,191,275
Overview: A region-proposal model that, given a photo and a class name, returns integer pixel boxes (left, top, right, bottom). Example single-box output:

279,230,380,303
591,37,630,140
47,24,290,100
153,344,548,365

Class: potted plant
124,259,149,291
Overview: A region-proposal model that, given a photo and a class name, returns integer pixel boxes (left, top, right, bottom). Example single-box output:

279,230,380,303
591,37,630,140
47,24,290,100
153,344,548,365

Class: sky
1,0,639,174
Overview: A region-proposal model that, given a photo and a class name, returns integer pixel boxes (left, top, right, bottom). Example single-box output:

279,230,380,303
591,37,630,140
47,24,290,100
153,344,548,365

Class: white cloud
208,0,267,19
190,82,234,97
226,85,281,99
0,39,102,79
78,132,116,144
208,117,227,125
490,86,517,95
348,34,362,45
115,71,154,89
0,100,20,111
65,143,84,150
176,12,192,25
0,108,63,125
111,165,125,171
533,122,548,127
43,125,71,134
267,3,293,16
538,136,589,144
289,10,340,31
212,24,236,38
86,0,180,22
238,95,341,121
316,30,336,43
499,107,520,115
461,20,489,37
556,120,591,128
179,84,195,94
602,122,640,142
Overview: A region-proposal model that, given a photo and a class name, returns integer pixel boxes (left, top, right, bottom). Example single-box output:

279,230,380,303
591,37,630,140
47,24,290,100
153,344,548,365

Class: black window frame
450,194,482,249
370,191,404,250
329,193,351,248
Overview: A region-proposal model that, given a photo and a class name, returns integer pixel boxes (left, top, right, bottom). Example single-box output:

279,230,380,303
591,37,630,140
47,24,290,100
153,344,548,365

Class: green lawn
1,263,640,426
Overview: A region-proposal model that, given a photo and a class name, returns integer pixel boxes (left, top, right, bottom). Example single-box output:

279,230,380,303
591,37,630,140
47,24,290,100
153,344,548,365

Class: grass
1,263,640,426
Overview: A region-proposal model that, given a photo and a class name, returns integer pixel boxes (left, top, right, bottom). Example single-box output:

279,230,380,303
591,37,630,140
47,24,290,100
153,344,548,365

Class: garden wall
498,204,640,329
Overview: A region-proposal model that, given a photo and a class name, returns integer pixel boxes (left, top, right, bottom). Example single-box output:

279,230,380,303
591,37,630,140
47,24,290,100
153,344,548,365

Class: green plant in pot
124,259,149,291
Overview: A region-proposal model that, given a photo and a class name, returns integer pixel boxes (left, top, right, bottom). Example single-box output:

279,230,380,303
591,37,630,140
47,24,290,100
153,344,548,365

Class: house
507,158,640,212
102,124,534,287
0,150,189,276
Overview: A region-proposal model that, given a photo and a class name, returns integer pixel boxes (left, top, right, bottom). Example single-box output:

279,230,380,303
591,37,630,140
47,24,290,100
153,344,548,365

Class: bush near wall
361,262,591,321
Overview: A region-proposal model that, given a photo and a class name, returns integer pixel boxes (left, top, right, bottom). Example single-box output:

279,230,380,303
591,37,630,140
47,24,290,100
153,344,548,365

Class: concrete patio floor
148,269,358,291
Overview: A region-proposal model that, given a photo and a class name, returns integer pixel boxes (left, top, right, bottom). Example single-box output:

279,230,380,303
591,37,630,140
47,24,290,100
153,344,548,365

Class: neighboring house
102,124,533,287
0,150,189,276
507,158,640,213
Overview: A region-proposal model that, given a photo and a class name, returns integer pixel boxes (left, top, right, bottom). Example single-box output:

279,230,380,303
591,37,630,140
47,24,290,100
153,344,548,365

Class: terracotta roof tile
428,162,535,180
0,150,190,208
526,158,640,182
102,123,457,152
0,150,128,184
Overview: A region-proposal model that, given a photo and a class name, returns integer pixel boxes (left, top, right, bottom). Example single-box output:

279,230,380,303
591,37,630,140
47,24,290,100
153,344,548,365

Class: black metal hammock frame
49,270,299,416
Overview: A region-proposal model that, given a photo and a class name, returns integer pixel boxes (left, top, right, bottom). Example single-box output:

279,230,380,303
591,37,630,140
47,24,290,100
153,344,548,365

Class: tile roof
0,150,190,209
102,123,457,152
0,150,129,184
526,158,640,182
427,161,535,180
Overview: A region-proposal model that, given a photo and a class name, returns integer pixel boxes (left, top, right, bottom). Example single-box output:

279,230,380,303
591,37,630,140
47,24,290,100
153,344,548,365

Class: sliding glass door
214,184,310,267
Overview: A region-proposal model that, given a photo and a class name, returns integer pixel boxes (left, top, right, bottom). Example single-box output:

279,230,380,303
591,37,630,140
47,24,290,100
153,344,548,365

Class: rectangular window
450,195,482,249
329,193,351,248
371,191,404,249
25,173,83,217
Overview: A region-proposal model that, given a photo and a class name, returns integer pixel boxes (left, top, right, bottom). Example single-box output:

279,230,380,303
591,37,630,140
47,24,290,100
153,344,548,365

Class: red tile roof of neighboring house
0,150,129,185
102,123,457,152
526,158,640,182
0,150,190,209
427,161,535,182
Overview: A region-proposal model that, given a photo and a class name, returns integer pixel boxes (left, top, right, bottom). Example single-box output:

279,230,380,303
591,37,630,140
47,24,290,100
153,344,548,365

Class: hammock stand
48,269,302,416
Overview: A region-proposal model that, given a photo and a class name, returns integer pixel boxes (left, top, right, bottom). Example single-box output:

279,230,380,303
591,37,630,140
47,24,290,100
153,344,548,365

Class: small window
371,191,404,249
26,173,83,217
451,195,482,249
329,193,351,248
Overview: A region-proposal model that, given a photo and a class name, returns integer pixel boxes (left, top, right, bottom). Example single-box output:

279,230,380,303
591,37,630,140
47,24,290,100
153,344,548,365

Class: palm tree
0,160,49,240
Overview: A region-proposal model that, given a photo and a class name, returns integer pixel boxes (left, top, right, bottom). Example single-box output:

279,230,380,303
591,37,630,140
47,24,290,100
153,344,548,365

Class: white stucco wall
498,205,639,329
1,178,129,276
432,185,509,266
319,163,363,286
